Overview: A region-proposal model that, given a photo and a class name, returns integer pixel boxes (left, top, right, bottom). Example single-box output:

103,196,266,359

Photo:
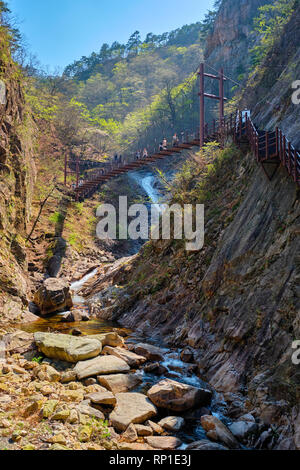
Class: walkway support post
75,155,80,202
219,68,225,143
199,63,205,149
64,152,67,186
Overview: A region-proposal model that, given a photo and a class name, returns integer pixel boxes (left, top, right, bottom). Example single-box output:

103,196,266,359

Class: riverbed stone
36,364,61,382
147,379,212,411
180,347,194,363
4,330,35,355
61,309,89,323
186,440,228,450
51,407,70,421
102,346,146,367
201,415,240,449
229,420,258,440
61,370,77,384
74,355,130,380
117,442,155,451
86,332,124,348
76,404,105,420
122,423,138,443
42,400,59,418
146,420,164,435
33,278,73,315
86,390,116,406
144,362,168,375
134,424,153,436
109,393,157,431
158,416,185,432
144,436,182,450
97,373,142,394
132,343,165,361
34,332,102,363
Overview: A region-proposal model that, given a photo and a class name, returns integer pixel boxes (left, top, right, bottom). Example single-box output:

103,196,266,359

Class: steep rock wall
0,31,36,314
203,0,268,119
88,144,299,448
240,2,300,147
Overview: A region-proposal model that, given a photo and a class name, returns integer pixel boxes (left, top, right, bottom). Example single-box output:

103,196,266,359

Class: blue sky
8,0,216,71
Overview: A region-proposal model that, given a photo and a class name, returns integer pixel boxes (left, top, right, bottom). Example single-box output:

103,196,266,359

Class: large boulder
74,355,130,380
201,415,240,449
229,420,258,441
34,332,102,363
102,346,146,367
97,373,142,394
109,392,157,431
132,343,165,361
147,379,212,412
34,278,73,315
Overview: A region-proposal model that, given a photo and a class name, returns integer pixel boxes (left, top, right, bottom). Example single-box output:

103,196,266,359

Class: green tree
251,0,296,66
126,31,142,56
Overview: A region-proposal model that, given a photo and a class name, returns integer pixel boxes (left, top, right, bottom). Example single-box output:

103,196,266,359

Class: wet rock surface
147,379,212,412
201,415,240,449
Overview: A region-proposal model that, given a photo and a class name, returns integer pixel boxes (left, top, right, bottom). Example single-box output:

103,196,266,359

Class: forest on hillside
1,0,297,167
0,0,299,453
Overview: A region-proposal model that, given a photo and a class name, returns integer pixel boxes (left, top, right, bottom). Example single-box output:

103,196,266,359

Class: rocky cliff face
82,0,300,449
202,0,268,120
0,30,36,317
205,0,267,68
88,142,299,448
240,2,300,147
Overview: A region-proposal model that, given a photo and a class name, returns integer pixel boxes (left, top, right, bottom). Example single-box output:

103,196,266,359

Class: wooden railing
241,112,299,186
72,110,300,200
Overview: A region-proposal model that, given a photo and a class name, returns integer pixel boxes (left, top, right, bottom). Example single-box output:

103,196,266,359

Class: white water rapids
129,172,164,215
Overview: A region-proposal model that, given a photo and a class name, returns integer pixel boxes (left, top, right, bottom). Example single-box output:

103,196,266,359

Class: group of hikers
114,153,123,164
135,148,149,160
72,131,191,191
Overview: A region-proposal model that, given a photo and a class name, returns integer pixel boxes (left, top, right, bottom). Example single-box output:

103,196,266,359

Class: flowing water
129,171,165,215
18,174,233,447
18,266,232,447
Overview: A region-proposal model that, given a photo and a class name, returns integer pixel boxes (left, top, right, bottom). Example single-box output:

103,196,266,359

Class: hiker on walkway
159,142,164,152
162,138,167,149
142,148,148,158
236,109,251,132
119,155,123,164
172,133,179,146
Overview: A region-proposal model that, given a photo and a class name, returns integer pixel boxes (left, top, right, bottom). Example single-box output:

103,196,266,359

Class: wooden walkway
72,111,300,201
